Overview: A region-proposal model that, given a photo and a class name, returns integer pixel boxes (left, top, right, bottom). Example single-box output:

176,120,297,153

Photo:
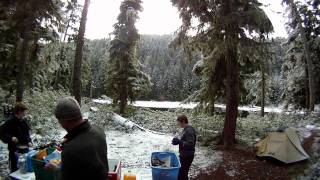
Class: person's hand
28,142,33,147
172,138,180,145
12,137,19,144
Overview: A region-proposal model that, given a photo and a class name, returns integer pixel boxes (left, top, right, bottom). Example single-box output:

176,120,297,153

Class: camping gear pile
10,143,122,180
31,147,61,180
256,127,310,164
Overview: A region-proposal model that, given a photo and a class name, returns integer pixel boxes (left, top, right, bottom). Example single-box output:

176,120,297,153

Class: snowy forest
0,0,320,179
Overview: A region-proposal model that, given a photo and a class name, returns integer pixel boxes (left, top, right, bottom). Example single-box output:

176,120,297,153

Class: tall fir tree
107,0,151,114
282,0,320,111
171,0,273,147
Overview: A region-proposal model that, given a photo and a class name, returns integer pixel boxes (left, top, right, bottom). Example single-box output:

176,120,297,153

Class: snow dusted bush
24,90,69,146
0,87,6,121
128,108,320,146
129,108,178,133
86,104,115,130
237,113,320,145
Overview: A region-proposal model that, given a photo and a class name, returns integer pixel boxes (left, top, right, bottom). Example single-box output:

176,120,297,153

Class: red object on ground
107,159,121,180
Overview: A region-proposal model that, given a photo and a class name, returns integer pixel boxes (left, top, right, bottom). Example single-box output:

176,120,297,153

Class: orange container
35,149,47,160
123,172,136,180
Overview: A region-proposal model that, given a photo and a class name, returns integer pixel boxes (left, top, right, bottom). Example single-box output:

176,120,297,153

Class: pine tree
107,0,151,114
0,0,64,101
171,0,273,147
282,0,320,111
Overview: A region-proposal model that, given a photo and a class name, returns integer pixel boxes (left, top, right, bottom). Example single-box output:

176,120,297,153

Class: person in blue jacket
172,115,196,180
0,103,32,172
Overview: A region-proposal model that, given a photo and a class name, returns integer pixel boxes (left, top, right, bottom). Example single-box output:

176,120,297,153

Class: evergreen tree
53,0,81,90
171,0,273,147
0,0,64,101
107,0,151,114
282,0,319,111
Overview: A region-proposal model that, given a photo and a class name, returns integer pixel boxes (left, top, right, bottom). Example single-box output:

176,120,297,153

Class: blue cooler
151,152,181,180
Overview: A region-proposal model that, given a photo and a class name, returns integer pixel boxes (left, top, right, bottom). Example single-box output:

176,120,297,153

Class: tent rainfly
255,128,310,164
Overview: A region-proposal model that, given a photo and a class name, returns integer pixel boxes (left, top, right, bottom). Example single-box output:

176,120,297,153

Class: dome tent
255,128,309,164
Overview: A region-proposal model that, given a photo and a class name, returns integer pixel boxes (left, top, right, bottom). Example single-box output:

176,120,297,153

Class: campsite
1,0,320,179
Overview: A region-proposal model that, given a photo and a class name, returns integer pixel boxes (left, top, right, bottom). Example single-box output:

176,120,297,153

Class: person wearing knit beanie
54,97,83,122
49,97,109,180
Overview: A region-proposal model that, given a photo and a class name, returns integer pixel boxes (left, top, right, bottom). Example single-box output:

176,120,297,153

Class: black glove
172,138,181,145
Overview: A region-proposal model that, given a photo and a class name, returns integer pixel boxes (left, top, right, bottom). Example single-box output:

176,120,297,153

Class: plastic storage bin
31,148,58,180
26,150,38,172
151,152,181,180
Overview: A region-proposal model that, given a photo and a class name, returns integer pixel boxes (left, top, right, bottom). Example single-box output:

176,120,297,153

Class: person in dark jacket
0,103,32,172
172,115,196,180
48,97,109,180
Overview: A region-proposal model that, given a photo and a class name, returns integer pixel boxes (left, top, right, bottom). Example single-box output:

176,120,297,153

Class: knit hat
54,97,82,121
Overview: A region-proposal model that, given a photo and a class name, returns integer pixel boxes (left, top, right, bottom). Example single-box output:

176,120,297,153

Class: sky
83,0,288,39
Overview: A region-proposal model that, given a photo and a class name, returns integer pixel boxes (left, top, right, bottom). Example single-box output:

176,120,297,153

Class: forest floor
194,129,320,180
194,146,290,180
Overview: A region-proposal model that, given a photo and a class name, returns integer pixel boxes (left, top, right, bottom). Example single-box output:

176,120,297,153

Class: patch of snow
92,98,284,113
92,99,112,104
90,107,99,112
306,125,317,130
106,130,177,169
83,112,90,120
226,169,237,177
315,104,320,112
112,114,135,129
106,130,222,178
133,101,197,109
0,142,9,178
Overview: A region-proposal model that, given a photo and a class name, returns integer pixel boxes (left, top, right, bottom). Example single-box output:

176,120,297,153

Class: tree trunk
261,63,265,117
209,98,215,115
304,60,310,109
16,29,31,102
222,47,239,148
119,55,128,115
72,0,90,105
304,41,315,111
89,81,93,99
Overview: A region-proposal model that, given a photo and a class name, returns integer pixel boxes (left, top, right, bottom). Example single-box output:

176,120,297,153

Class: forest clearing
1,0,320,180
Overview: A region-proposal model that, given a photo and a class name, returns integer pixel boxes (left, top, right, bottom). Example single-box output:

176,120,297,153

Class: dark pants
9,150,18,172
178,155,194,180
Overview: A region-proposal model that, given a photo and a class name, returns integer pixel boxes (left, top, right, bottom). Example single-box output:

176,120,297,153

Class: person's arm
180,128,196,149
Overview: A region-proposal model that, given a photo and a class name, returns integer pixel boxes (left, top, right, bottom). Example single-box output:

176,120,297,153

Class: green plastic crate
31,148,60,180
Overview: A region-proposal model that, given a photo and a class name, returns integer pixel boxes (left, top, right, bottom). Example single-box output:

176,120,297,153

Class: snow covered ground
0,142,9,178
92,99,284,113
106,130,222,179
